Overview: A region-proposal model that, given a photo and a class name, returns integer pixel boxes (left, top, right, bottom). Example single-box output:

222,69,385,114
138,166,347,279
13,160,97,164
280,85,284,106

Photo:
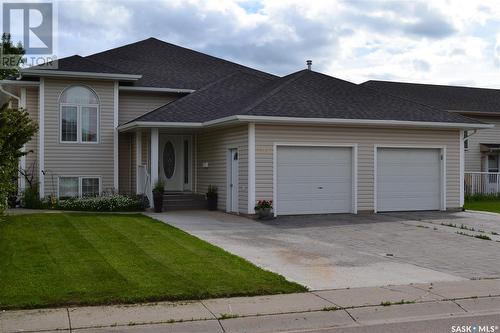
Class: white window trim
57,176,102,199
373,145,447,213
272,143,358,217
59,103,100,144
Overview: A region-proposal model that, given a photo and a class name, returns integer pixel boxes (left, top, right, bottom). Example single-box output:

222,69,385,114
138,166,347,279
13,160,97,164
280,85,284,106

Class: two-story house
1,38,491,215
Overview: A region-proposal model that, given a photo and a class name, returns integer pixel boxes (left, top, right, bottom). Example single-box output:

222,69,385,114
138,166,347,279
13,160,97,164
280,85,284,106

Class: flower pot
153,191,164,213
207,194,218,211
255,207,273,219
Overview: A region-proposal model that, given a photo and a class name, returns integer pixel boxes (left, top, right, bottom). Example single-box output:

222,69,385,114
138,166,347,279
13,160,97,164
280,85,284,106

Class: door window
163,141,175,179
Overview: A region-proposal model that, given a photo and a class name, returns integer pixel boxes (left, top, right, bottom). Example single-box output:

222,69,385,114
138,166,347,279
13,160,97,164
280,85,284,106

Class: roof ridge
123,97,180,125
123,70,269,125
240,70,308,114
86,37,277,78
364,80,500,92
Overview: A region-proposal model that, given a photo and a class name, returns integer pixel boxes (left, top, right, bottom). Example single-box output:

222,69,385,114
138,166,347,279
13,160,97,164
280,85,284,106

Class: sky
24,0,500,87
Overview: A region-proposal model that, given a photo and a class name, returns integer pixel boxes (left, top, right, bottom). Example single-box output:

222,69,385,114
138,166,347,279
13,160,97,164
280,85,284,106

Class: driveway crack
66,308,73,333
200,300,225,332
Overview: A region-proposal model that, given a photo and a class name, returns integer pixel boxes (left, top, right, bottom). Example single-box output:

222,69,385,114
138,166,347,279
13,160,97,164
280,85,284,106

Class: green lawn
0,213,305,310
464,200,500,213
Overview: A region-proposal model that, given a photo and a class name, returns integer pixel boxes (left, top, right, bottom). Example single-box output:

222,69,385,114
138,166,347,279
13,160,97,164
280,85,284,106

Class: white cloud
49,0,500,88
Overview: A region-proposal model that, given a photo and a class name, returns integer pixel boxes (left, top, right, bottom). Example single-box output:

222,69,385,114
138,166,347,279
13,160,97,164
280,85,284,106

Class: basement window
58,176,101,199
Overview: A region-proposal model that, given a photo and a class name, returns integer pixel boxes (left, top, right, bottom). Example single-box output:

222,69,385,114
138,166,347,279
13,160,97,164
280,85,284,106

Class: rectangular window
464,130,469,150
488,155,499,173
81,106,98,142
59,177,79,198
82,177,100,197
60,105,98,143
58,176,100,198
61,106,78,142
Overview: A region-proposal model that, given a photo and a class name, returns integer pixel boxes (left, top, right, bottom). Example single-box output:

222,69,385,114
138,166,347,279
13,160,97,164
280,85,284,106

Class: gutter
118,115,493,132
20,69,142,81
119,86,195,93
0,79,40,86
0,84,20,103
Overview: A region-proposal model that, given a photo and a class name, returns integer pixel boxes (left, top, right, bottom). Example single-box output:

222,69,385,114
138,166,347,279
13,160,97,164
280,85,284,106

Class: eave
20,69,142,81
118,115,493,132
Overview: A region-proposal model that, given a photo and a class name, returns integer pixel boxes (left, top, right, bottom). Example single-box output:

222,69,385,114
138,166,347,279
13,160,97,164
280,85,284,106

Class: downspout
0,84,20,105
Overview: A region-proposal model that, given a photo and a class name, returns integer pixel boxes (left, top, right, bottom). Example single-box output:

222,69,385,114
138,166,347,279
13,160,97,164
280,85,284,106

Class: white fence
465,172,500,195
138,165,153,207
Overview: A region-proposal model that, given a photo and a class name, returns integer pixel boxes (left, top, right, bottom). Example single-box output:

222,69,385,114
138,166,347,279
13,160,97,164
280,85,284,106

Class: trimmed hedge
57,194,148,212
465,193,500,202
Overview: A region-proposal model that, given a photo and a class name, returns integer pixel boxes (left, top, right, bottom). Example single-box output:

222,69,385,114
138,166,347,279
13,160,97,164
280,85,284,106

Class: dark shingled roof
33,38,275,89
131,70,483,125
31,55,128,74
362,80,500,114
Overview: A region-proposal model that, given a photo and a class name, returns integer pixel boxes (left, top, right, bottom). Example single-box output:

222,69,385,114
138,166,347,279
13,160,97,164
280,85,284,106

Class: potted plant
254,200,273,219
206,185,218,211
152,180,165,213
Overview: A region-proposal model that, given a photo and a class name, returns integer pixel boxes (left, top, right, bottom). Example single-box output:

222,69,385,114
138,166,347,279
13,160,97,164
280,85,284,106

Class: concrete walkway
2,279,499,333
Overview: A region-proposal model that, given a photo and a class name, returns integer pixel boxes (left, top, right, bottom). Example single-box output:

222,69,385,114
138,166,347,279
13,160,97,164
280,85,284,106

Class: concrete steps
163,192,207,210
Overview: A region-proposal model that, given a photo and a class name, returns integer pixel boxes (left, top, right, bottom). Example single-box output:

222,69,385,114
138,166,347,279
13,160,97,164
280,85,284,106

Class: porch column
136,130,142,194
150,128,159,190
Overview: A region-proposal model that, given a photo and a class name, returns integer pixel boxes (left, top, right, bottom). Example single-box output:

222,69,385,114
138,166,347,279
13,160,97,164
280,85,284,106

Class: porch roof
480,143,500,152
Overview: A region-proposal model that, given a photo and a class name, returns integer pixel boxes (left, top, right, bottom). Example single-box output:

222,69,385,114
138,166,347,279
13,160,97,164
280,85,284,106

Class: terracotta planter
153,191,164,213
255,207,273,219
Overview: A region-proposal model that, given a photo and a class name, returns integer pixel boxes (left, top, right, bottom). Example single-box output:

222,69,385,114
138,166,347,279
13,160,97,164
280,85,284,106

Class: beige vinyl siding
464,116,499,172
118,91,179,125
24,87,39,182
118,133,133,194
119,131,148,195
43,78,115,196
255,124,461,211
197,125,248,213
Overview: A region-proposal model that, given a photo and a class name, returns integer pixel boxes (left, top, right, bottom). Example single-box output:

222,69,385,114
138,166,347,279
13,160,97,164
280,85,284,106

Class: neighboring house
1,38,491,216
362,80,500,194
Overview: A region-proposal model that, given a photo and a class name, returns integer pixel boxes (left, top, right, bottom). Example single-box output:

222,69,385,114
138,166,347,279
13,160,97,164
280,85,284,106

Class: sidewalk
1,279,499,333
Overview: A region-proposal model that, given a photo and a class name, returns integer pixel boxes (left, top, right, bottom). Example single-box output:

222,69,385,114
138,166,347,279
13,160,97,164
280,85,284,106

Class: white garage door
377,148,441,212
277,146,353,215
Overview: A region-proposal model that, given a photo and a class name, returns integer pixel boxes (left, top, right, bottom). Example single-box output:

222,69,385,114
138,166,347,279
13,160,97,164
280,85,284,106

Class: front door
228,148,239,212
159,135,192,192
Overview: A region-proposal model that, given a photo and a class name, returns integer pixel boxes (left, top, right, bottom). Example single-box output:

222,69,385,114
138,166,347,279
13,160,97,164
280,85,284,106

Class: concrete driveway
149,210,500,290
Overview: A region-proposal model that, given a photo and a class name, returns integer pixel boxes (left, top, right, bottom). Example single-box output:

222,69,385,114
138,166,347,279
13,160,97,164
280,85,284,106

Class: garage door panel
377,148,441,212
277,146,353,215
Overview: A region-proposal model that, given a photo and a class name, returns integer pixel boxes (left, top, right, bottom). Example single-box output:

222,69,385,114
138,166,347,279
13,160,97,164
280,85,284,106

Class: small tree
0,103,37,213
0,33,25,80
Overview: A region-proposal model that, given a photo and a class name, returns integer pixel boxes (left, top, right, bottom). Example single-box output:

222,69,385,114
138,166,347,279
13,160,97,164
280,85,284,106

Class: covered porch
118,125,247,212
465,143,500,195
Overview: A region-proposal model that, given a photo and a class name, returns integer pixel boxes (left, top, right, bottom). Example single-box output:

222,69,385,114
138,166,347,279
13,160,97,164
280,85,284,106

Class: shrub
21,184,43,209
153,180,165,193
207,185,218,198
56,193,146,212
465,193,500,201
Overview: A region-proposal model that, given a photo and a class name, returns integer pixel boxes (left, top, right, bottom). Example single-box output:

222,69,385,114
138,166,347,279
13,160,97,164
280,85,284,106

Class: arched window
59,86,99,143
